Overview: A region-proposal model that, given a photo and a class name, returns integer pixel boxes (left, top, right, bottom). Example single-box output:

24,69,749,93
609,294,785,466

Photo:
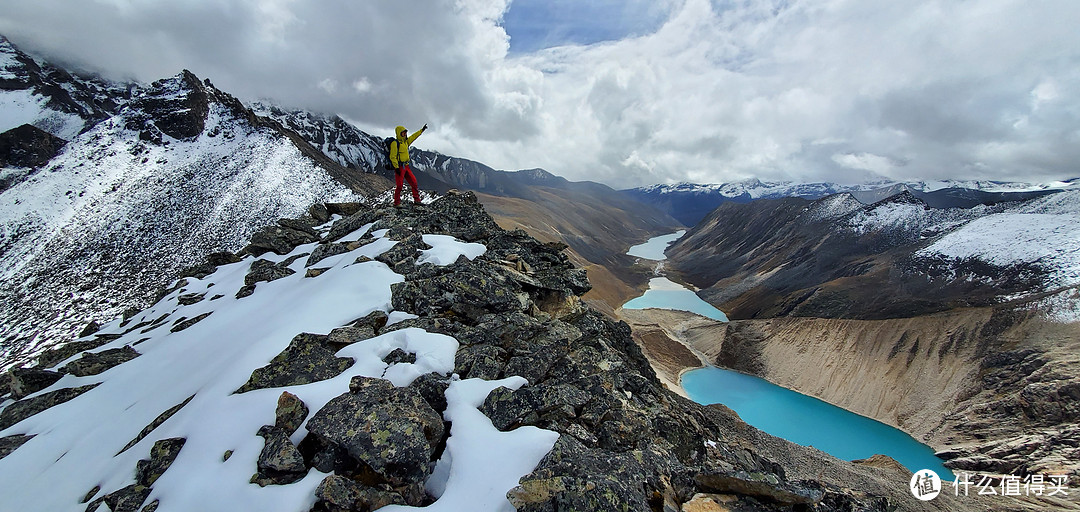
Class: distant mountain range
626,178,1080,226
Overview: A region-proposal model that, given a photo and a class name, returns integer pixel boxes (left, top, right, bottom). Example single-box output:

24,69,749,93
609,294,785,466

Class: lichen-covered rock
7,367,64,400
245,225,319,256
96,484,151,512
374,233,431,276
0,384,100,430
305,377,443,487
34,339,113,368
61,346,140,377
325,210,379,243
244,258,297,287
0,434,34,461
312,474,406,512
480,383,590,431
306,242,351,267
326,325,375,349
236,333,353,393
381,348,416,365
391,258,529,322
406,372,451,414
275,391,309,436
135,438,186,487
252,426,307,486
694,470,824,506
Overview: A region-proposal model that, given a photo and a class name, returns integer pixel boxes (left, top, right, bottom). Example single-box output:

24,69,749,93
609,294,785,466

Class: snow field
916,192,1080,290
0,221,558,512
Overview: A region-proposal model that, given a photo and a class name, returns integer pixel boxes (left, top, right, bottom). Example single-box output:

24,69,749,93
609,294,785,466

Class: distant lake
622,277,729,322
627,230,685,260
682,367,954,479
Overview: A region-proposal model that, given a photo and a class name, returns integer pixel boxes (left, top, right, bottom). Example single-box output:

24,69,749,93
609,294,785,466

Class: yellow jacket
390,125,425,168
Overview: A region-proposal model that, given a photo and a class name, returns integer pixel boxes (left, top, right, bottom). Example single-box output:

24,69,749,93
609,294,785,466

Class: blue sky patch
502,0,672,53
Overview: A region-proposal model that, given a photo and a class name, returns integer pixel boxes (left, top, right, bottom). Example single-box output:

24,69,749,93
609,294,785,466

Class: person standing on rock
390,124,427,207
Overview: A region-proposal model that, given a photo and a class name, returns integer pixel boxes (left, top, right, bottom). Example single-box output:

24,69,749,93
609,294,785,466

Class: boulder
252,426,307,486
382,348,416,365
0,434,34,461
244,259,297,286
236,333,353,393
135,438,186,487
0,384,100,430
313,474,405,512
480,383,590,431
275,391,309,436
7,367,64,400
306,242,351,267
246,225,319,256
305,377,443,487
61,346,140,377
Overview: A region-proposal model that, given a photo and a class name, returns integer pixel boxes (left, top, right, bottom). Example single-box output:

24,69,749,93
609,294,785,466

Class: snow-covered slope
0,35,133,140
0,41,368,369
251,103,385,172
914,191,1080,317
635,178,1080,200
0,214,557,511
628,178,1079,226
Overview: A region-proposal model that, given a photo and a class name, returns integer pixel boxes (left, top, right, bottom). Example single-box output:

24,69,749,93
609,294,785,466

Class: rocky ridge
0,192,987,511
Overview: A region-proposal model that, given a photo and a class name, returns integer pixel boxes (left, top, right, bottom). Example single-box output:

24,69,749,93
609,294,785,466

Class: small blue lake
627,230,685,260
623,277,729,322
682,367,954,479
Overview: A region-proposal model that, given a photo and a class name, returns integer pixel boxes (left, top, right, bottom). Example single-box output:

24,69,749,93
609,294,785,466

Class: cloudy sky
2,0,1078,188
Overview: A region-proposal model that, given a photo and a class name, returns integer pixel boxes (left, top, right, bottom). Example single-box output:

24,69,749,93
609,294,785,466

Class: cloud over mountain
2,0,1078,187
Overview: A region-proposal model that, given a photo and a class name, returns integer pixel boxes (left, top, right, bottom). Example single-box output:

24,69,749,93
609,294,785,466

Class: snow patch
916,213,1080,288
417,234,486,266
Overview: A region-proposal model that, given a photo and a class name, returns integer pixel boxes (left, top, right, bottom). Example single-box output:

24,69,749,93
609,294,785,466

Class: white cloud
1,0,1078,187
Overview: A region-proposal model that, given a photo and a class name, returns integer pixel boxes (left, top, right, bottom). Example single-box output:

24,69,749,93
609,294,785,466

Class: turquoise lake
625,232,953,479
681,367,954,479
622,277,729,322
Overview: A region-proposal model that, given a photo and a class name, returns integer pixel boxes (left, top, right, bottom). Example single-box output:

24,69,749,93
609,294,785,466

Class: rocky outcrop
0,384,99,430
84,437,186,512
306,377,444,490
235,333,353,393
0,124,66,180
60,346,140,377
6,367,64,399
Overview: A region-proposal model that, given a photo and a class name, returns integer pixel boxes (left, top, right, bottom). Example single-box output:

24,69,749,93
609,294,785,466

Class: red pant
395,164,421,205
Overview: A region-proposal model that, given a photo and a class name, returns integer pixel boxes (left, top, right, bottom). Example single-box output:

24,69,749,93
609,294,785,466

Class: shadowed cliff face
0,192,989,511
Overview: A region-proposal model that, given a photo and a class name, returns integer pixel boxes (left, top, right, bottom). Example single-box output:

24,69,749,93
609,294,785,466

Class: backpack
383,137,397,170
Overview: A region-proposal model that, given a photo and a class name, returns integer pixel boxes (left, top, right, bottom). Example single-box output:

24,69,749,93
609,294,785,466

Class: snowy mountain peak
1,36,135,140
